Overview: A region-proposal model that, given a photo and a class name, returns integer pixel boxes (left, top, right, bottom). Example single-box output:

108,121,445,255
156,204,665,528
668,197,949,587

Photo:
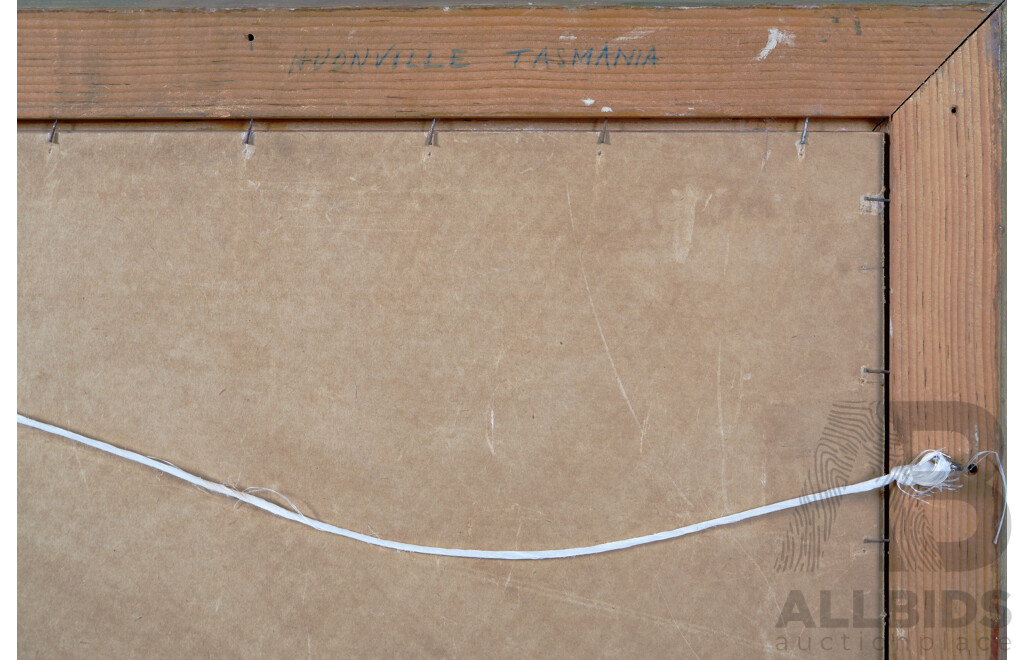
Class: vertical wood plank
890,6,1005,658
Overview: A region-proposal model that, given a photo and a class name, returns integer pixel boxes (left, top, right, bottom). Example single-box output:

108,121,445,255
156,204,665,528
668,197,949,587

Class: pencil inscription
505,45,658,69
287,44,659,74
288,47,468,73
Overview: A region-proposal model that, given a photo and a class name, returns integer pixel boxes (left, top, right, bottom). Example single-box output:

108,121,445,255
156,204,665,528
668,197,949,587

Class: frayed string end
890,449,1006,546
891,449,961,498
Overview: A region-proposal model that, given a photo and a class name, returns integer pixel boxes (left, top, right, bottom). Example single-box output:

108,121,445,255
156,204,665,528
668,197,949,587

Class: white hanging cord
966,450,1008,544
17,413,968,560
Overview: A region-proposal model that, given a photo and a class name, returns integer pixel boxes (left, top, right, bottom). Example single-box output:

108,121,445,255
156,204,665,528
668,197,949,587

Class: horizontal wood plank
18,5,992,119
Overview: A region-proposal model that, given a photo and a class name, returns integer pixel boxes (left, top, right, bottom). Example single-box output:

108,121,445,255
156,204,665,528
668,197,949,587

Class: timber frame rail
17,3,1006,657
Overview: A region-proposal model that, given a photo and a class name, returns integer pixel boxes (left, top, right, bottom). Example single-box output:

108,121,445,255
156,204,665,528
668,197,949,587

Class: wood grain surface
889,6,1005,658
17,5,992,119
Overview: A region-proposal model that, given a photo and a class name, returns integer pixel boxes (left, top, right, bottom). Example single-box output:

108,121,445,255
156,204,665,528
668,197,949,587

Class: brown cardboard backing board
18,129,884,657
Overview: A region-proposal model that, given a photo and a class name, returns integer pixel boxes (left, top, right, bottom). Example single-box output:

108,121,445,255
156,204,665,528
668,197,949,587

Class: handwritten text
287,43,659,74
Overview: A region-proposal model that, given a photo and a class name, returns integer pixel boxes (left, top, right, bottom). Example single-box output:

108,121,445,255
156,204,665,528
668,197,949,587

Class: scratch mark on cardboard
731,537,783,617
484,353,504,456
566,185,641,430
640,407,651,453
723,235,731,276
716,341,729,509
654,582,701,659
485,407,496,455
72,451,89,486
458,566,783,654
761,129,772,172
664,471,695,511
